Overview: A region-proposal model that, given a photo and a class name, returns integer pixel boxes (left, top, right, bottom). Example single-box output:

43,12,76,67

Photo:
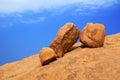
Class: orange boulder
80,23,105,47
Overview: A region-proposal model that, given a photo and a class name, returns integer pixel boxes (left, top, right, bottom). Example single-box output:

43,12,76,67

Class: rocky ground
0,33,120,80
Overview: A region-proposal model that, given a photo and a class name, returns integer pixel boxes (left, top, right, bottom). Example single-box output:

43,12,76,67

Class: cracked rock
49,23,79,57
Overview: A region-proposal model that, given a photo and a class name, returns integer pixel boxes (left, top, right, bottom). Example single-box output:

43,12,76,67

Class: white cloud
0,0,119,14
0,22,13,28
21,17,46,24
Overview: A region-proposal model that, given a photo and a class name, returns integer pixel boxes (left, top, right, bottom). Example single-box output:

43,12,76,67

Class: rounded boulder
80,23,105,48
39,48,57,65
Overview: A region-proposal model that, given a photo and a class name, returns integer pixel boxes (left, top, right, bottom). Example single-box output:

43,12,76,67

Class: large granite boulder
80,23,105,48
50,23,79,57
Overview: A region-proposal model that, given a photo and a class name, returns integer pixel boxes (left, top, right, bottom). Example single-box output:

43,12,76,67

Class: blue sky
0,0,120,65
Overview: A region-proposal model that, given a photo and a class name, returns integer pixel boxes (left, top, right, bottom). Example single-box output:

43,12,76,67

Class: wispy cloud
0,0,119,28
0,22,13,28
21,17,46,24
0,0,119,14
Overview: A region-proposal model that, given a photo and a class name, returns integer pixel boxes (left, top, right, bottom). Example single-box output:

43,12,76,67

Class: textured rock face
0,33,120,80
39,48,56,65
50,23,79,57
80,23,105,47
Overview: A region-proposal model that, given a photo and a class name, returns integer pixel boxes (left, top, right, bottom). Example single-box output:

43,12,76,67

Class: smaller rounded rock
39,47,57,66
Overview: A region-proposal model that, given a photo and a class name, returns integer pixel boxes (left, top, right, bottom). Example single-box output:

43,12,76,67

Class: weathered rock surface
50,23,79,57
39,48,56,65
0,33,120,80
80,23,105,47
